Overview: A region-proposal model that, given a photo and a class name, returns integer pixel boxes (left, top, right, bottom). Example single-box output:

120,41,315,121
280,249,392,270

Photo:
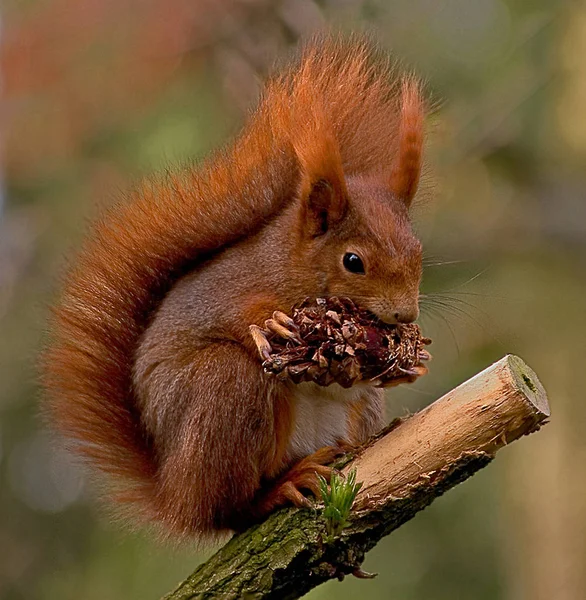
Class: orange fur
42,33,426,538
389,77,424,205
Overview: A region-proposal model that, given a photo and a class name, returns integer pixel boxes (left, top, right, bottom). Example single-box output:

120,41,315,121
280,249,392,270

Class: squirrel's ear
301,177,347,236
294,125,348,237
388,77,424,208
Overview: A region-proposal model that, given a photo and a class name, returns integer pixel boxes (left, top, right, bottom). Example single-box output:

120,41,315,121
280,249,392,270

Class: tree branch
163,354,549,600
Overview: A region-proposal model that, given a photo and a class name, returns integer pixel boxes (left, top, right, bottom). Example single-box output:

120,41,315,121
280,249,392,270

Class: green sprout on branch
317,468,363,540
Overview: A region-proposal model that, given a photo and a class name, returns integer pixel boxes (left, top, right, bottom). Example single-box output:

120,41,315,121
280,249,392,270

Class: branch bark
164,354,550,600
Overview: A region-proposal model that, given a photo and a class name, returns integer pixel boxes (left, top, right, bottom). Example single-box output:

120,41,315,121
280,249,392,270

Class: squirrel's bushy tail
42,125,298,526
42,33,425,531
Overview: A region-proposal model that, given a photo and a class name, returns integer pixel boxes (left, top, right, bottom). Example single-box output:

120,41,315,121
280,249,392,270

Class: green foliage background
1,1,585,598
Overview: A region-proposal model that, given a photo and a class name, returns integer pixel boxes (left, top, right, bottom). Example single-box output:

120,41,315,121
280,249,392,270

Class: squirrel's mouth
363,301,419,326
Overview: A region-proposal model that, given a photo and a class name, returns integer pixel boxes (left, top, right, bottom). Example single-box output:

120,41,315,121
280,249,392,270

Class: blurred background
1,0,585,598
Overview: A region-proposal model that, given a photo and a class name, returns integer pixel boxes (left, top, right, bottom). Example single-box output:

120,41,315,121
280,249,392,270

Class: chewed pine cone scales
262,297,431,388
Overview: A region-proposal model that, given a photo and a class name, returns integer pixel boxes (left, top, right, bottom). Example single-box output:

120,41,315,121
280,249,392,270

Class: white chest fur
285,382,367,463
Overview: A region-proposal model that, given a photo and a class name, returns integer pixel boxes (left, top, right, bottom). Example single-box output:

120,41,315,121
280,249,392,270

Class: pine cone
262,297,431,388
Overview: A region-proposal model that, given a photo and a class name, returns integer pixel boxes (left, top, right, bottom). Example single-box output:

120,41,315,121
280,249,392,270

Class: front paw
249,311,300,361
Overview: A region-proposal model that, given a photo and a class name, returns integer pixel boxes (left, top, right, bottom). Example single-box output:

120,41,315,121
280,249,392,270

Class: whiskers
419,266,505,352
418,293,463,354
419,293,480,333
422,256,466,268
420,291,483,324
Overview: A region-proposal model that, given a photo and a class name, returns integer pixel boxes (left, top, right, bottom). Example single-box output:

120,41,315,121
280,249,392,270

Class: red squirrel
43,35,426,538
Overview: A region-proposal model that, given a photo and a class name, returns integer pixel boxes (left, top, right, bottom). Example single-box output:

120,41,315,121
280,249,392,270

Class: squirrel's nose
373,302,419,325
393,305,419,324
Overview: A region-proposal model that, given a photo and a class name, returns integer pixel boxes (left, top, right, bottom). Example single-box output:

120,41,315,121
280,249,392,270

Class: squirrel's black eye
343,252,365,274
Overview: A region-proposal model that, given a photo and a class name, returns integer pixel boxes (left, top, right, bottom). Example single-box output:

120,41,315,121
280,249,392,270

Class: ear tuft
297,144,348,236
389,77,424,207
290,101,348,236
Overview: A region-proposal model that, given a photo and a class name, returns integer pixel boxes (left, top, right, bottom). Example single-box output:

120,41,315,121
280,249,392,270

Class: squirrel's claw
249,310,299,362
272,310,297,329
264,311,301,344
249,325,272,361
373,361,429,388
